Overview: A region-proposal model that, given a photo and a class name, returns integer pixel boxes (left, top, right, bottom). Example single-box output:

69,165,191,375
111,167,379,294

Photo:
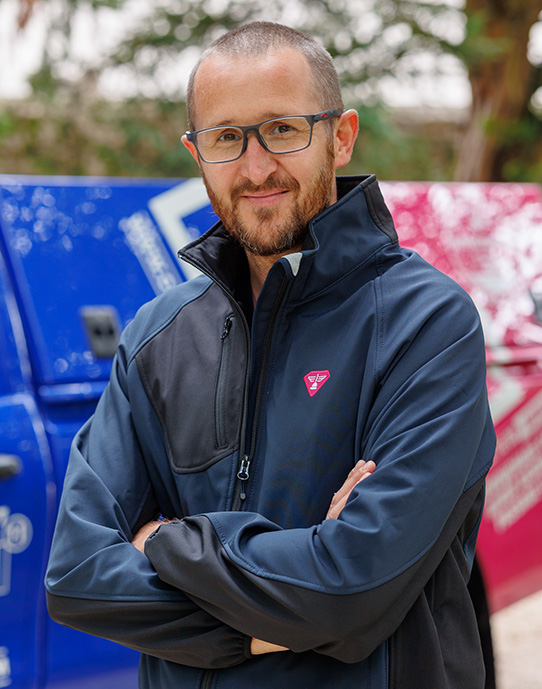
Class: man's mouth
241,190,289,206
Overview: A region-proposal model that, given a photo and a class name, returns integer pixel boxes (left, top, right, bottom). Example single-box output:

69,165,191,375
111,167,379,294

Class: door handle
0,454,21,480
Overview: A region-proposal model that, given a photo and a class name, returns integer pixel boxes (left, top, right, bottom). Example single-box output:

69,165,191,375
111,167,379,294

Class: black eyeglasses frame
184,109,343,164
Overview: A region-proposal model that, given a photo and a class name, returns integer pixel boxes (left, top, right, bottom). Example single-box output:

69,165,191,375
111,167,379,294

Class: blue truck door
0,247,55,689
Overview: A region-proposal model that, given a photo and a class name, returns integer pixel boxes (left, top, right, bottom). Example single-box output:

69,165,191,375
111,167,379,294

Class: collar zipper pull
237,455,251,501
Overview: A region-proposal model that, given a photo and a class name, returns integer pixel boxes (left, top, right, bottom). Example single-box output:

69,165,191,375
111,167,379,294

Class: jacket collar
178,174,398,300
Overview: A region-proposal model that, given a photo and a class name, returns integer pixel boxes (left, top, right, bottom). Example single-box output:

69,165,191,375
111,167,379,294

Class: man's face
185,48,341,257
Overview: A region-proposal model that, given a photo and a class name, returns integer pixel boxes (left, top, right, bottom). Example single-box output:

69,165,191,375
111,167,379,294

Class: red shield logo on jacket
303,370,330,397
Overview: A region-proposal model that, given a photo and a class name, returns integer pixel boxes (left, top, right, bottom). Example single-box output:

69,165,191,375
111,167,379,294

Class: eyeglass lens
196,116,312,162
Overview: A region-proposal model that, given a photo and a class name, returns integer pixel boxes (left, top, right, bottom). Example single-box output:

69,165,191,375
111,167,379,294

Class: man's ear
333,109,359,170
182,135,201,167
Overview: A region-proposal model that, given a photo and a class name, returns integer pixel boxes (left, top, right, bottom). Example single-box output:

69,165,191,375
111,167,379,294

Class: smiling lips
242,190,289,206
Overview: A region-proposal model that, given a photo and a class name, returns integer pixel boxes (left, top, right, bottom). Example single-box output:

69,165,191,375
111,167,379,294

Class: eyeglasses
184,109,342,164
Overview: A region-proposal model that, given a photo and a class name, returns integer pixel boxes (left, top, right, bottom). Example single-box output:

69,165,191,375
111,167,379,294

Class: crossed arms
131,459,376,656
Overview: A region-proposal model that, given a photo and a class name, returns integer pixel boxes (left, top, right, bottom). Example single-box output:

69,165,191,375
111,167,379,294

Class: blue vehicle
0,176,215,689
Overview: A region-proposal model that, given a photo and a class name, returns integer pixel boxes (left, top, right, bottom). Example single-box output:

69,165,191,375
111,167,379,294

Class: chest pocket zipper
215,314,234,449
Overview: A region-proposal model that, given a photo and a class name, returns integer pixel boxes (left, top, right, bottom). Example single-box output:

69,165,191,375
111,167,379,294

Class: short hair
186,22,344,130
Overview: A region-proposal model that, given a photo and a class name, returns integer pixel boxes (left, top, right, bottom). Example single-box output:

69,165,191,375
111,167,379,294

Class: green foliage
455,10,510,69
344,105,456,180
0,112,17,139
0,95,198,177
484,110,542,182
28,62,61,100
2,0,541,181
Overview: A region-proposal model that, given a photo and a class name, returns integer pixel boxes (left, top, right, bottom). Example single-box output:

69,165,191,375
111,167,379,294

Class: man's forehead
196,46,310,79
192,47,318,128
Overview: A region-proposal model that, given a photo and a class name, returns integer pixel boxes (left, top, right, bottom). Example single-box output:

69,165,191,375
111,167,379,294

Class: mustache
230,175,300,202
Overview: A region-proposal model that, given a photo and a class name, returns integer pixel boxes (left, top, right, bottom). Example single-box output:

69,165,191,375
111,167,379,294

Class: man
46,22,496,689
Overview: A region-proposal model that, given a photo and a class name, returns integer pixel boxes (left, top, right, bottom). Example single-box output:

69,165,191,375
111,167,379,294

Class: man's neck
246,247,301,306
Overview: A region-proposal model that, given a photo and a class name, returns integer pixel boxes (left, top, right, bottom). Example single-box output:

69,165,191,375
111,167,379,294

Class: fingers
326,460,375,520
336,460,375,501
345,459,375,490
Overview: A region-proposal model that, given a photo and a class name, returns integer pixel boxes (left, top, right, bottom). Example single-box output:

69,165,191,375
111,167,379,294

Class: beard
201,144,336,257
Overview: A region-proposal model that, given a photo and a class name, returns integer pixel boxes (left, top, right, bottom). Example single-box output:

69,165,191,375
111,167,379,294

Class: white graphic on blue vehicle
0,646,11,688
0,507,33,597
147,178,212,281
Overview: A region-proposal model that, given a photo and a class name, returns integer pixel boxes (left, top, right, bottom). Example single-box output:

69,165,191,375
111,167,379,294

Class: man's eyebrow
209,112,297,128
210,119,239,128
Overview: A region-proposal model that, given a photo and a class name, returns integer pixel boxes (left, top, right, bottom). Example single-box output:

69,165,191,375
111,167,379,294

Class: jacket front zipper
231,275,289,511
237,455,251,501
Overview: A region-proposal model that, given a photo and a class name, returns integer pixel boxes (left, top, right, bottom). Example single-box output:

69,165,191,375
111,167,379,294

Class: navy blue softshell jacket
46,175,496,689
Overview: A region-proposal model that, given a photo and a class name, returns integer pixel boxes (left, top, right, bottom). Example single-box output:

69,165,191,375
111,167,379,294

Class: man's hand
250,638,289,655
326,459,375,520
131,520,164,553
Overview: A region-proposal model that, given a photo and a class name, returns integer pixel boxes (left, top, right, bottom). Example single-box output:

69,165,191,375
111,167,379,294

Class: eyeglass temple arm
311,109,343,122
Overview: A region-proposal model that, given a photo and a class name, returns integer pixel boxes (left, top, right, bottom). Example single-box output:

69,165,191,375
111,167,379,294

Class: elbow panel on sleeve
46,591,250,669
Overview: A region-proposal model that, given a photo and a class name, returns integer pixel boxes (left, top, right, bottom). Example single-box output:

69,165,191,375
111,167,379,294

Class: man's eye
217,130,241,143
271,124,295,135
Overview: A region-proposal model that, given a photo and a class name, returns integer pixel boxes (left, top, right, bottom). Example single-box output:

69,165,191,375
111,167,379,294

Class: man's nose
239,132,279,185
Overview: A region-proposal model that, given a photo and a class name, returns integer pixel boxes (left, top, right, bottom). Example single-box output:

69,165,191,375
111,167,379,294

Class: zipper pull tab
237,455,251,500
221,315,233,340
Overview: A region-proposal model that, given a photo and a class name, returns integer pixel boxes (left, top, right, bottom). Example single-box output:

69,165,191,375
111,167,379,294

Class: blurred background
1,0,541,182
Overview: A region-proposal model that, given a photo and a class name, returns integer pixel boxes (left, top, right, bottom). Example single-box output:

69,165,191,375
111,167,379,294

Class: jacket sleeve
45,330,250,669
144,277,496,663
